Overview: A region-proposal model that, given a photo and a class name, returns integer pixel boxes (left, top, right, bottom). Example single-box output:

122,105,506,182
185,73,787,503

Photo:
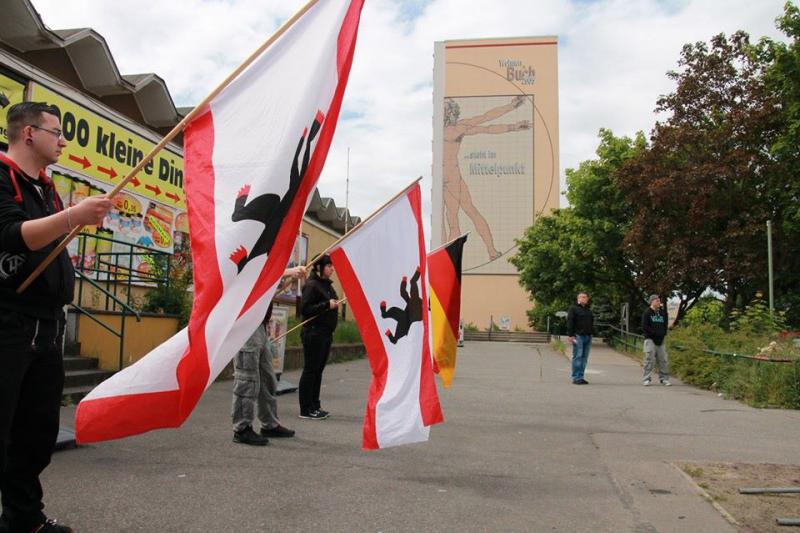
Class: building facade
432,36,560,331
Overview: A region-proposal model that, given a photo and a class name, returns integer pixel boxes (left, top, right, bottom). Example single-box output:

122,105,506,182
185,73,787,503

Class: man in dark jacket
298,254,338,419
1,102,112,533
642,294,670,386
566,292,594,384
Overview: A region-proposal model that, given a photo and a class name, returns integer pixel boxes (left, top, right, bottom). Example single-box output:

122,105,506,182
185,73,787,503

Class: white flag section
76,0,364,443
330,184,444,450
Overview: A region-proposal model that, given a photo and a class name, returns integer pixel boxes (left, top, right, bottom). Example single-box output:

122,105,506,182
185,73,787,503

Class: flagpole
306,176,423,269
273,297,348,342
16,0,322,295
428,231,470,256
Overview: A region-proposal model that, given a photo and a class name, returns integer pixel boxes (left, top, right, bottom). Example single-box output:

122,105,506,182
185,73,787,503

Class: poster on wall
51,169,183,282
268,306,290,376
0,71,26,145
442,94,534,275
30,83,186,210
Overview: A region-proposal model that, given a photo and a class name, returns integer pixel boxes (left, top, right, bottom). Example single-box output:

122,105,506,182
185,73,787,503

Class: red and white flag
75,0,364,443
330,183,444,450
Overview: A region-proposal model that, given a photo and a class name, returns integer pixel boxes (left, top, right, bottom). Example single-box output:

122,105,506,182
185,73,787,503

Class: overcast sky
31,0,789,224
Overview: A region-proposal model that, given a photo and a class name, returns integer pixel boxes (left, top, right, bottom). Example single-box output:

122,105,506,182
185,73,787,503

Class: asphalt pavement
47,340,800,532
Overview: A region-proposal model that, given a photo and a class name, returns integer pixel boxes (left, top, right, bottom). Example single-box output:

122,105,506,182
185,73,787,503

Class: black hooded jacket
301,270,338,334
0,156,75,319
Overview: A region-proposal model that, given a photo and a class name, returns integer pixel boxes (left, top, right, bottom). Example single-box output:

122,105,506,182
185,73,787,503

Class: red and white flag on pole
330,183,444,450
75,0,364,443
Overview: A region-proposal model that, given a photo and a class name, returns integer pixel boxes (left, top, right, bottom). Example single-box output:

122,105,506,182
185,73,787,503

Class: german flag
427,234,467,388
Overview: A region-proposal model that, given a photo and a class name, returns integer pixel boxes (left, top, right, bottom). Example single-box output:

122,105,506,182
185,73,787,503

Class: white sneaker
643,378,651,386
661,379,672,387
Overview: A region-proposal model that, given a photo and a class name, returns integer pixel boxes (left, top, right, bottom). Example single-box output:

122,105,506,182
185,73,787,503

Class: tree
511,129,646,330
760,2,800,325
617,29,793,323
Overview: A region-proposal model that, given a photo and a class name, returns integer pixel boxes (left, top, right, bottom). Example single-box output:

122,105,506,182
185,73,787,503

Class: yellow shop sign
30,83,185,209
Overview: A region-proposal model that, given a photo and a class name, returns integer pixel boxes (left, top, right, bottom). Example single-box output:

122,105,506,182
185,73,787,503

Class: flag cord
16,0,322,294
273,297,348,342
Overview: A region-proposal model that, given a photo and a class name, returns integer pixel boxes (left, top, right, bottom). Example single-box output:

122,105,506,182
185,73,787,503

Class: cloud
31,0,790,224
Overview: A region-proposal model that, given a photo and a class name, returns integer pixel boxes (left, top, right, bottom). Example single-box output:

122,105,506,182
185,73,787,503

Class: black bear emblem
380,267,422,344
229,110,324,273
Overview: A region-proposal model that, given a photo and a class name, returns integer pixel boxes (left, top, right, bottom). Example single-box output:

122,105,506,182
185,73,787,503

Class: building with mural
432,36,560,331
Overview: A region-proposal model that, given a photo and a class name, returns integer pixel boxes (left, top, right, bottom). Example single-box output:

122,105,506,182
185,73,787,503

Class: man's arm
641,311,653,337
566,306,575,340
465,121,530,136
460,96,526,127
20,196,113,251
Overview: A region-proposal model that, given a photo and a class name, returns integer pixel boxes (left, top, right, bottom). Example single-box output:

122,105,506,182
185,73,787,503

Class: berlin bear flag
330,183,444,450
75,0,365,444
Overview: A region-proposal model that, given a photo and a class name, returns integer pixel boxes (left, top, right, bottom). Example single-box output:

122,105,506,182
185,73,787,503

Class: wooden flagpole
17,0,321,294
273,297,348,342
427,231,470,256
305,176,423,270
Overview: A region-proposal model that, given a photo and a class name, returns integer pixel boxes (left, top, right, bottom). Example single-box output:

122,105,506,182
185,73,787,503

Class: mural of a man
443,95,530,261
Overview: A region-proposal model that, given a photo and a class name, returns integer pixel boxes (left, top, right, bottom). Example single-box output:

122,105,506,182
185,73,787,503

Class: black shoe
30,519,74,533
299,409,329,420
233,426,269,446
578,378,589,384
316,409,330,418
261,425,295,438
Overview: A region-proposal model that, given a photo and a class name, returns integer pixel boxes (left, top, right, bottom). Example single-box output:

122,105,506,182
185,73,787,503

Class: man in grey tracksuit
642,294,671,386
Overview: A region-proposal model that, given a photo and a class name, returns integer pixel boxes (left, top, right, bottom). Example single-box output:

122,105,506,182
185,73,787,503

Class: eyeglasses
30,125,64,139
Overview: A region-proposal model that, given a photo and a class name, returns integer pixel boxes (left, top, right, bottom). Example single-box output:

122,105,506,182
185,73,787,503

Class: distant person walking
642,294,670,386
567,292,594,385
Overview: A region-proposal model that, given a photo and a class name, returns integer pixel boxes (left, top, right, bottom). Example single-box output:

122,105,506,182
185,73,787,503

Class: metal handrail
70,231,170,370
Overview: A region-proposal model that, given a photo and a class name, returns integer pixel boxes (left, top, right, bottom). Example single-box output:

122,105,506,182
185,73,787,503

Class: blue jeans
571,335,592,382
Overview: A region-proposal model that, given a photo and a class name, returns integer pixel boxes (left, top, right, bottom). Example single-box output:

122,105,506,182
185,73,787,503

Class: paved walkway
48,341,800,532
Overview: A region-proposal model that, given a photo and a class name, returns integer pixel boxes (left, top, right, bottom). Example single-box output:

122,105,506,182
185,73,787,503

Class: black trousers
0,310,64,532
298,328,332,413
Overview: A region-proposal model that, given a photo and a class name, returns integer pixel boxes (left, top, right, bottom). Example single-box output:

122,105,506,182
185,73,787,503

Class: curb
672,463,739,527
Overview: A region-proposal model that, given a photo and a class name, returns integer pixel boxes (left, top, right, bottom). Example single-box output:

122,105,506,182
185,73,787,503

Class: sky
30,0,791,226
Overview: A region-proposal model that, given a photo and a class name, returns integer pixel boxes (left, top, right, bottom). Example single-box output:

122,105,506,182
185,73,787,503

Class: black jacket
301,272,338,334
642,307,668,345
566,303,594,337
0,156,74,319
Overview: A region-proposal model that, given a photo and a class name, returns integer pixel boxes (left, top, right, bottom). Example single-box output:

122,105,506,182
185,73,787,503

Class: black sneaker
233,426,269,446
30,519,74,533
261,425,295,438
299,409,329,420
316,409,330,418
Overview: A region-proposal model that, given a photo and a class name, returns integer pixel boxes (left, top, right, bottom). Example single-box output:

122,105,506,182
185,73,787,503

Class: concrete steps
62,355,114,404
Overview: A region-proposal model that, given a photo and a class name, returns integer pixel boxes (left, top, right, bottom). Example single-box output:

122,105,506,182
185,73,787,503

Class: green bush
666,295,800,409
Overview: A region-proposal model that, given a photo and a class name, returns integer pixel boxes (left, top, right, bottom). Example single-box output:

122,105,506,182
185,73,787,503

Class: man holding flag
1,102,112,533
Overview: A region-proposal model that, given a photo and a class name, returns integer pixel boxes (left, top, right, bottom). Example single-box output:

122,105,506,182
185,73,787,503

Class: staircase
62,345,114,404
463,330,551,343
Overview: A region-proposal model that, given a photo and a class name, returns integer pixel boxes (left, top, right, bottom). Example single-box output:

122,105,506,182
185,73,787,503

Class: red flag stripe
427,248,461,339
239,0,364,317
408,187,444,427
329,246,388,451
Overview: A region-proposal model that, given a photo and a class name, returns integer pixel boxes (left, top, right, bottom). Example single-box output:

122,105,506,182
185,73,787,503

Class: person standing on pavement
298,254,338,420
642,294,671,386
231,267,307,446
567,292,594,385
1,102,113,533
